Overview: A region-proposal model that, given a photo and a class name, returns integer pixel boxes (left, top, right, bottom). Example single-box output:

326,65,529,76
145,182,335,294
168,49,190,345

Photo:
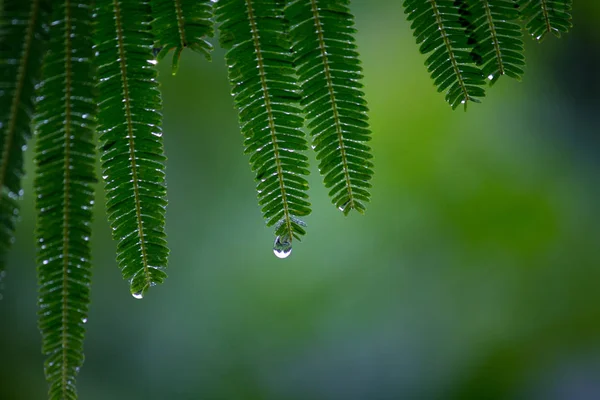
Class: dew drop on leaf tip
273,236,292,259
132,291,144,300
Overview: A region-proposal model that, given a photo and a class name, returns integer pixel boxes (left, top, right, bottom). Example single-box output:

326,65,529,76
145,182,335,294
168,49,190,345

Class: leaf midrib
540,0,552,35
245,0,293,239
482,0,505,76
0,0,40,209
112,0,151,288
309,0,354,211
61,0,73,395
429,0,470,105
174,0,188,49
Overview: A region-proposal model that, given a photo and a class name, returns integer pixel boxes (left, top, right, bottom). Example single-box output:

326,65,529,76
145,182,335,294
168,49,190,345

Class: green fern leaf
94,0,168,296
0,0,49,278
216,0,311,248
151,0,214,74
466,0,525,84
285,0,373,215
519,0,572,40
404,0,486,109
33,1,96,398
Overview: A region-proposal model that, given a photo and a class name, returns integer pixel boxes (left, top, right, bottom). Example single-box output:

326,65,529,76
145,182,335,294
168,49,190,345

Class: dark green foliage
94,0,168,297
151,0,215,74
0,1,579,398
404,0,486,109
286,0,373,215
0,0,49,276
519,0,573,40
216,0,311,244
466,0,525,84
33,1,96,398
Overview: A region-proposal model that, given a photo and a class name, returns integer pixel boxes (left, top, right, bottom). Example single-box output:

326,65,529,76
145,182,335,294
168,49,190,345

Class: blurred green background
2,2,600,399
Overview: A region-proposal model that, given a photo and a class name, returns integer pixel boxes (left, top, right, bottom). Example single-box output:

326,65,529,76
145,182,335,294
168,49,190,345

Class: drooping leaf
519,0,573,40
216,0,311,250
286,0,373,215
150,0,214,74
404,0,486,109
0,0,49,279
465,0,525,84
94,0,168,296
33,1,97,398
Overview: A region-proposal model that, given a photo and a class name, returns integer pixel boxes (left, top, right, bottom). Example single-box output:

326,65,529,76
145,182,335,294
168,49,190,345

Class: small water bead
273,236,292,259
132,291,144,300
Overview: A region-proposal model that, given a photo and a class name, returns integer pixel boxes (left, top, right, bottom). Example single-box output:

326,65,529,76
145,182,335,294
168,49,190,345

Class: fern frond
33,1,96,398
467,0,525,84
216,0,311,249
94,0,168,296
404,0,486,109
286,0,373,215
151,0,214,74
519,0,572,40
0,0,49,277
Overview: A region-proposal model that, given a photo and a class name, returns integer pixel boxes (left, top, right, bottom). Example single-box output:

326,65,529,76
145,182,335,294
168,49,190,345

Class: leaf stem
112,0,151,289
245,0,293,240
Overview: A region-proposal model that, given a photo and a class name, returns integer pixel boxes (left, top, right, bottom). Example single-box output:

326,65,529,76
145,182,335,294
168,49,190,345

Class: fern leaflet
519,0,573,40
33,1,96,398
94,0,168,296
216,0,311,248
0,0,49,277
404,0,486,109
151,0,215,74
286,0,373,215
466,0,525,84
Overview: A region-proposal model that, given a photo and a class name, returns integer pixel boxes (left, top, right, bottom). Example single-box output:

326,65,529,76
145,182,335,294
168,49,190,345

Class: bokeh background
2,2,600,399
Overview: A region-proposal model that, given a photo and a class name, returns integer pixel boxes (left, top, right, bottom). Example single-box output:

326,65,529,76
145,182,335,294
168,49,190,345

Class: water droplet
132,291,144,299
487,74,494,80
273,236,292,259
82,318,87,324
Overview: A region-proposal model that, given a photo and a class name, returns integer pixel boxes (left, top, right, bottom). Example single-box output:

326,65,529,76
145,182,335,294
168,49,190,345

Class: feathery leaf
151,0,214,74
94,0,168,297
33,1,96,398
216,0,311,249
519,0,572,40
466,0,525,84
0,0,49,277
286,0,373,215
404,0,486,109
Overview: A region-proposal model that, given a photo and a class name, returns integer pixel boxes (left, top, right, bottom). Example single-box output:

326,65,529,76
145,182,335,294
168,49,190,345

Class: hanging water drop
132,291,144,300
273,236,292,259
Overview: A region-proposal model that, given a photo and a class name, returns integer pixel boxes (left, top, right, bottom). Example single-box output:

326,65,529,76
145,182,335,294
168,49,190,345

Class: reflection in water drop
132,291,144,300
273,236,292,259
82,318,88,324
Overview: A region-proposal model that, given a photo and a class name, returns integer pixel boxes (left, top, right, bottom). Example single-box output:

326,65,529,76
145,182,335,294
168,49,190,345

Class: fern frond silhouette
94,0,168,297
404,0,486,109
33,1,96,398
216,0,311,249
0,0,48,276
151,0,215,74
467,0,525,84
519,0,573,40
286,0,373,215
